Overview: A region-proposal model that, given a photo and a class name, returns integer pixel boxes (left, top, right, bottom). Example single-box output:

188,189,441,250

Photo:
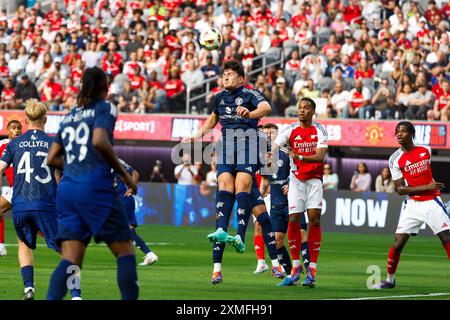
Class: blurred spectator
117,81,138,113
331,81,350,118
174,154,198,185
38,73,63,110
428,80,450,121
405,84,434,120
348,79,373,119
201,54,221,84
164,68,185,113
372,78,395,119
292,68,310,97
354,58,374,80
395,83,415,119
0,79,15,109
61,78,79,111
254,74,272,100
82,42,103,68
150,160,167,183
205,160,218,187
375,167,395,193
14,74,39,109
297,79,320,100
239,37,260,74
333,55,354,79
271,77,292,116
350,162,372,192
323,163,339,190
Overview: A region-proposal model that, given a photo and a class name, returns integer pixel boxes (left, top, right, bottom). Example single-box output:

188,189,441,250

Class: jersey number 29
61,122,90,164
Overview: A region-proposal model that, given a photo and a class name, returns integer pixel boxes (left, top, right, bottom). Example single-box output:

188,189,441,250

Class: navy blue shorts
121,196,137,227
216,137,260,178
217,163,259,178
13,210,59,251
270,206,289,233
250,185,265,209
56,183,131,246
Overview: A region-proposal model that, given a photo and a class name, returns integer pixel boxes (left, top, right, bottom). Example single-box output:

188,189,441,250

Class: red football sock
308,224,322,265
387,246,401,275
0,217,4,243
288,222,301,260
444,242,450,260
254,234,265,260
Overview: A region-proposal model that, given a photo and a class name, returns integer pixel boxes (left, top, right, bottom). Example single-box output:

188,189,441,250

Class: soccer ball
199,27,223,51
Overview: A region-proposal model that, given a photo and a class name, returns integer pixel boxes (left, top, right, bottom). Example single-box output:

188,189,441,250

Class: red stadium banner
0,111,448,149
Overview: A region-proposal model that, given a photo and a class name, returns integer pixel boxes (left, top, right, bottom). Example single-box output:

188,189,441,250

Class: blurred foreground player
115,158,158,266
0,119,23,257
46,67,138,300
373,121,450,289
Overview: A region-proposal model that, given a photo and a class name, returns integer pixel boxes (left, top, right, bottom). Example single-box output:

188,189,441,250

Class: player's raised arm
237,100,272,119
182,112,219,143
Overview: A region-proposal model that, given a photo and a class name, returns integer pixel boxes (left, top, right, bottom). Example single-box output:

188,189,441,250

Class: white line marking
335,293,450,300
322,249,444,258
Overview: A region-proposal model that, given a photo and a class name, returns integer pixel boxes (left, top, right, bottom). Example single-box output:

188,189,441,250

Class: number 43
17,151,52,184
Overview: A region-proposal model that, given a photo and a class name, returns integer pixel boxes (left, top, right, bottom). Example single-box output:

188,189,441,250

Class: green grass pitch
0,221,448,300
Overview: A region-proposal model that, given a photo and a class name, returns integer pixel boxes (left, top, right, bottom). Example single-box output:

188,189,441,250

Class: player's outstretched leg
437,230,450,260
373,234,409,289
253,222,268,274
210,190,234,285
287,219,303,284
302,210,322,288
207,190,235,244
256,212,283,279
227,192,252,253
0,217,6,257
130,228,158,266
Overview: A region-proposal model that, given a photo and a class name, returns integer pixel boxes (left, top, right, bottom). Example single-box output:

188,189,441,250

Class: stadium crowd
0,0,448,120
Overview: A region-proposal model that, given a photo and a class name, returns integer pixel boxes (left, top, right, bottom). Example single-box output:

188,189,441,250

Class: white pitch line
322,249,444,258
335,293,450,300
2,242,186,247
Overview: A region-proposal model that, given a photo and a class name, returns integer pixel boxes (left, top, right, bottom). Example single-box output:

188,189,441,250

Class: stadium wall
134,183,449,236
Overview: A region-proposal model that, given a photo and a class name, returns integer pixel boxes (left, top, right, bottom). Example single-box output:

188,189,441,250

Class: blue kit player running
0,99,61,300
115,158,158,266
183,60,280,285
46,67,139,300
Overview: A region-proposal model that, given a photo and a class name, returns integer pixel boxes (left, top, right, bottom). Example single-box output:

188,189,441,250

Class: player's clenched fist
236,106,250,118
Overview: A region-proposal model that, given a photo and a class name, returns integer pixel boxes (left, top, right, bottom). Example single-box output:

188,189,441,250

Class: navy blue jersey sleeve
249,89,266,108
94,101,117,133
0,143,12,166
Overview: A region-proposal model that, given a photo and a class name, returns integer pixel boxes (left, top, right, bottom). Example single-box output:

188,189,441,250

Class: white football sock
213,263,222,273
292,260,301,267
387,273,395,283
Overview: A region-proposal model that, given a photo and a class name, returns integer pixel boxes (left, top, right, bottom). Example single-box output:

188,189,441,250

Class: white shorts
253,195,271,223
396,197,450,235
1,187,12,204
288,176,323,214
